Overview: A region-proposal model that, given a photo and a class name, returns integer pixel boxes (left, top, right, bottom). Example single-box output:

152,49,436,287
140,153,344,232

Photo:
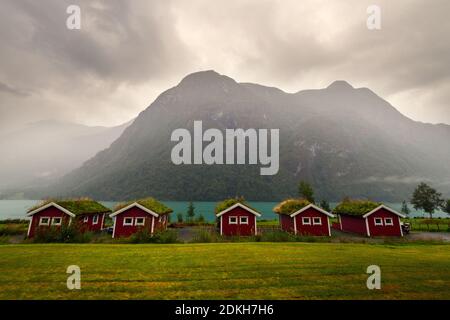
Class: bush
130,228,179,244
260,231,295,242
153,230,179,244
33,222,91,243
0,224,27,236
0,219,29,225
195,214,205,224
129,228,154,243
0,236,10,244
191,229,220,243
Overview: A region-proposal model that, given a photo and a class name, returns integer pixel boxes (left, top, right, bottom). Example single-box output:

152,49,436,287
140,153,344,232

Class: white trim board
362,205,406,219
289,204,335,218
365,217,371,237
110,202,160,218
398,216,404,237
216,203,262,218
27,202,76,218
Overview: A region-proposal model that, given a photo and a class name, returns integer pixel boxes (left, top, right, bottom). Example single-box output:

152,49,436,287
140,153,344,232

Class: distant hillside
43,71,450,201
0,119,132,194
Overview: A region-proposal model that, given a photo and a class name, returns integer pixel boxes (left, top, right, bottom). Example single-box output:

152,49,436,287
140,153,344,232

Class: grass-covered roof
273,199,311,215
333,199,381,216
28,198,111,215
214,197,257,214
114,197,173,215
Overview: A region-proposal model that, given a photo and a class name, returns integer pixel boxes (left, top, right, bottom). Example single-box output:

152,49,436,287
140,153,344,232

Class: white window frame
135,217,145,226
229,216,238,225
313,217,322,225
83,216,89,223
302,217,311,225
158,216,162,222
384,217,393,226
92,214,99,225
123,217,134,226
374,218,383,226
51,217,62,226
39,217,50,226
240,216,249,225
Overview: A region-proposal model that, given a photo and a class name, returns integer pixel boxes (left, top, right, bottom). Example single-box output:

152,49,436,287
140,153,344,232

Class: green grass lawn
0,243,449,300
405,218,450,232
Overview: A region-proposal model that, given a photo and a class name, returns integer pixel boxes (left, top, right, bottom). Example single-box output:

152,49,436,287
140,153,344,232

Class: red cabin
278,204,334,236
337,205,405,237
27,200,111,238
216,202,261,236
110,199,172,238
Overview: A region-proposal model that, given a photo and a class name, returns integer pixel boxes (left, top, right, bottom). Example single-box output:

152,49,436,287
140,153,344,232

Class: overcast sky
0,0,449,133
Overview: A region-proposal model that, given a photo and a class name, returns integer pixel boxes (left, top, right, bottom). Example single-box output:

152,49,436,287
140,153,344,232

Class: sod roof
114,197,173,215
333,199,381,216
273,199,311,215
214,198,258,215
28,198,111,215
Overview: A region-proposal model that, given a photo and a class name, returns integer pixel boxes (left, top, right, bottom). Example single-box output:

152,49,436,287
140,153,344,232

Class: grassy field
0,243,449,300
405,218,450,232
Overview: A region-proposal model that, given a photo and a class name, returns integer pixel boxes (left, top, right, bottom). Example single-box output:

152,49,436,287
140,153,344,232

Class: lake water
0,200,446,222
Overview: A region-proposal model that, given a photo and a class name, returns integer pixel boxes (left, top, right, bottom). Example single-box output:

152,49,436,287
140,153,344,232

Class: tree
176,213,184,223
319,200,331,212
186,202,196,223
298,181,315,203
401,200,410,216
442,199,450,216
411,182,444,219
196,214,205,224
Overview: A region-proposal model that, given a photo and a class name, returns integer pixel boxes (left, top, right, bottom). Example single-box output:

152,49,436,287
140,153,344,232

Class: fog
0,0,449,133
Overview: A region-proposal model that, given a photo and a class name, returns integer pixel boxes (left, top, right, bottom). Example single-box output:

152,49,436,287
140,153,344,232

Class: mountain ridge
33,71,450,202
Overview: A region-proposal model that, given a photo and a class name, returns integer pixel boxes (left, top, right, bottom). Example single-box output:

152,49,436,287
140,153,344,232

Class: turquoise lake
0,200,446,221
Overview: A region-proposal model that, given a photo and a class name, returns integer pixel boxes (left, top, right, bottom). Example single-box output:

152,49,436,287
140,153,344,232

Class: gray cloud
0,81,29,97
0,0,449,130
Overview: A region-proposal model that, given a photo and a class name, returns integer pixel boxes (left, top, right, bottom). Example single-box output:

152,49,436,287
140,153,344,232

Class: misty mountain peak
327,80,354,90
179,70,236,87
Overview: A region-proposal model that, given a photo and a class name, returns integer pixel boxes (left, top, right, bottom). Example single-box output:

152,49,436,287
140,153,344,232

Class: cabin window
229,216,238,224
313,217,322,225
384,218,393,226
302,217,311,225
51,217,62,226
83,216,89,223
123,218,134,226
39,217,50,226
159,216,162,222
374,218,383,226
93,215,99,225
240,216,249,224
135,217,145,226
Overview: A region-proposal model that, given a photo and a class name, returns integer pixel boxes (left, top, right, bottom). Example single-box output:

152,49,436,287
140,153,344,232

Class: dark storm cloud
0,0,449,128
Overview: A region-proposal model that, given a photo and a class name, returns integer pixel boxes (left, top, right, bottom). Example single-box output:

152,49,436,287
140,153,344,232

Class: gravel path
407,232,450,242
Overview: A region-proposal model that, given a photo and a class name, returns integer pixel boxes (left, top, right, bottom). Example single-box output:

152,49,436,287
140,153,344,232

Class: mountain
0,119,132,194
41,71,450,202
